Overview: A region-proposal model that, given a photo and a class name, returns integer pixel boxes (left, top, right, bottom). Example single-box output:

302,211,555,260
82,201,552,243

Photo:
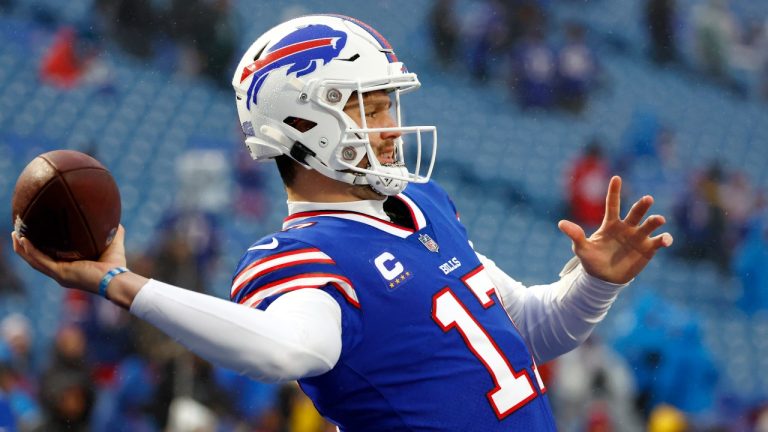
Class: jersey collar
287,199,389,220
284,193,426,238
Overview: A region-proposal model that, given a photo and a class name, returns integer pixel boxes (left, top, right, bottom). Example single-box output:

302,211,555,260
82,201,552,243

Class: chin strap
365,164,408,195
302,154,408,196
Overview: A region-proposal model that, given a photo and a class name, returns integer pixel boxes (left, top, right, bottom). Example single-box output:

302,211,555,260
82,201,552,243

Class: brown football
11,150,121,261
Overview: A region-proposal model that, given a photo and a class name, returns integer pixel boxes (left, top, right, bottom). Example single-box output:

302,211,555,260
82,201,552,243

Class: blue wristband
98,267,129,299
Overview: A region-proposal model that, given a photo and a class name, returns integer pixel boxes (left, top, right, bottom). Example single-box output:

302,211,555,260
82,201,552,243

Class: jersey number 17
431,266,545,419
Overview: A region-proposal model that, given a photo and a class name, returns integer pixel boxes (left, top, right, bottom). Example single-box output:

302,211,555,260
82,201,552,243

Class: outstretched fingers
558,219,587,250
603,176,622,222
650,232,674,249
637,214,666,238
636,215,674,250
624,195,653,226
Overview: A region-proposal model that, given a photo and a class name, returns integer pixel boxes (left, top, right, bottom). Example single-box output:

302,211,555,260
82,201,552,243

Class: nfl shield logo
418,233,439,253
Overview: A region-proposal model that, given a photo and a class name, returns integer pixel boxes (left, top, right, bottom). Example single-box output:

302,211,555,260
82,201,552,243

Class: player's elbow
238,342,338,383
240,330,341,382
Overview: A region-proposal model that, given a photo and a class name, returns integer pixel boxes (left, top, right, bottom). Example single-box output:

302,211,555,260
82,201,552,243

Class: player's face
343,91,402,167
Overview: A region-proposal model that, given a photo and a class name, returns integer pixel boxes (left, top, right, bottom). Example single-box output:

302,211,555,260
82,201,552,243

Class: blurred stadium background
0,0,767,430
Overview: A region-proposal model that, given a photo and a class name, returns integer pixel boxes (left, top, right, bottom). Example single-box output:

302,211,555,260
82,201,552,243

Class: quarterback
12,14,672,431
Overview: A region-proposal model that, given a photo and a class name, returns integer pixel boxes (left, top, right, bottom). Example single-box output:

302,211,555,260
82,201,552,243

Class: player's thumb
100,225,127,265
558,220,586,251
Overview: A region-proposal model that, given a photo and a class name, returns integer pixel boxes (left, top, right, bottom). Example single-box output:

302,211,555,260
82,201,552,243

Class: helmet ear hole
283,117,317,132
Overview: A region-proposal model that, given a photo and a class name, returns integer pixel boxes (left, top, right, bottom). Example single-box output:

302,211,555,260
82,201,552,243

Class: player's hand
11,225,127,294
557,176,673,284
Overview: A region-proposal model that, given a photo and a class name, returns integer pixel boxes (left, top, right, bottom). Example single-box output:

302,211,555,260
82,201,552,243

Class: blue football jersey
231,181,556,431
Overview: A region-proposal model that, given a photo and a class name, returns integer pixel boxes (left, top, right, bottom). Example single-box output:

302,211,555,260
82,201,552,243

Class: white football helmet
232,14,436,196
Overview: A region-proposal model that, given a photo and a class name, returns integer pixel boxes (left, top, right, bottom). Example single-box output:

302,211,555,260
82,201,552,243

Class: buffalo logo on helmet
240,24,348,109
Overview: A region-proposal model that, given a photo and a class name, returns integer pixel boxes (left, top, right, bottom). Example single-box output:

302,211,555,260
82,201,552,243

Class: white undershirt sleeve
130,280,343,383
477,253,628,364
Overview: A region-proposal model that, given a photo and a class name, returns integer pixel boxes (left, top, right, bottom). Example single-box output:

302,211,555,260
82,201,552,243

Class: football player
12,14,673,431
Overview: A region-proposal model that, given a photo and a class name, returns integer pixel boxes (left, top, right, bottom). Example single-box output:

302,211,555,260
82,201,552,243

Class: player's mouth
378,154,395,165
377,145,396,165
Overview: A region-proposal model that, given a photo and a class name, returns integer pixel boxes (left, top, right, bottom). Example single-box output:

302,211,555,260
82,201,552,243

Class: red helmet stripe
240,37,336,83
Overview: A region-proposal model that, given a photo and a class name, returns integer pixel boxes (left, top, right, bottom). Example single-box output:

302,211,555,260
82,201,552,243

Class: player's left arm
479,253,626,363
482,176,672,362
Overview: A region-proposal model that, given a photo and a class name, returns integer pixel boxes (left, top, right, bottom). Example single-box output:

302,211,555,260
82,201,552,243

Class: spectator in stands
36,325,95,432
108,0,155,59
152,225,206,295
691,0,739,82
550,335,643,432
429,0,459,68
565,139,611,229
615,292,720,420
74,294,135,380
613,292,680,418
0,340,42,431
673,163,729,270
645,0,679,64
727,18,768,97
39,26,115,93
163,0,237,84
55,243,134,376
510,26,557,109
556,23,600,114
34,373,94,432
655,321,719,416
0,314,32,374
732,218,768,314
465,0,510,82
90,355,158,432
507,1,547,44
39,27,84,88
153,208,221,294
152,354,232,430
194,0,238,86
720,171,756,246
0,314,36,396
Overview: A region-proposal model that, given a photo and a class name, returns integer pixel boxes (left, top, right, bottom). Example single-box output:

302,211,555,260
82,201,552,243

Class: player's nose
379,112,401,140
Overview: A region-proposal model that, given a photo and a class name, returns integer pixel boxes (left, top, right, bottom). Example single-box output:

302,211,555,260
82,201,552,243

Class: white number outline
431,265,544,419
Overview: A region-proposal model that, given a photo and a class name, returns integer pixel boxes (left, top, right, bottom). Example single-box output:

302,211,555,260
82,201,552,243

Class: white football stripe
231,250,332,296
242,275,358,308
